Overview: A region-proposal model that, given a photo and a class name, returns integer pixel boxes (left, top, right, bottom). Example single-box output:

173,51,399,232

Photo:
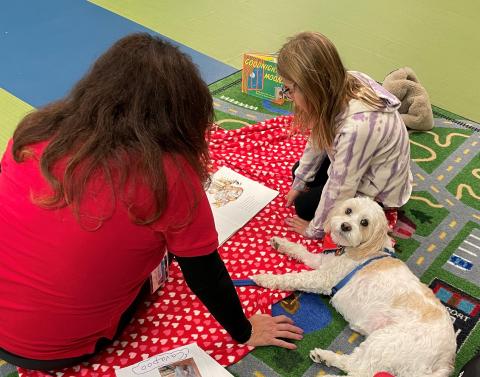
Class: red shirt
0,139,218,359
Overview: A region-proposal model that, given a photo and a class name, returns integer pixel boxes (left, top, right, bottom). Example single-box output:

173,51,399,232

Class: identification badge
149,252,169,294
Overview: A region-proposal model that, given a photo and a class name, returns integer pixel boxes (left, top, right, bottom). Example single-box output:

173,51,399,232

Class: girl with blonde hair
279,32,412,238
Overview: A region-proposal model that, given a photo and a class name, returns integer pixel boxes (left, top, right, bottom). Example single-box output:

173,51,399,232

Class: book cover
241,53,286,103
115,343,232,377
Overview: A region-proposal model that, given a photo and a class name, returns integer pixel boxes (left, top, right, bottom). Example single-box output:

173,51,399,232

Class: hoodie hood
337,71,401,122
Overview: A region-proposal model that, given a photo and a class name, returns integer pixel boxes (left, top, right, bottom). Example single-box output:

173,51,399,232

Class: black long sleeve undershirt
175,250,252,343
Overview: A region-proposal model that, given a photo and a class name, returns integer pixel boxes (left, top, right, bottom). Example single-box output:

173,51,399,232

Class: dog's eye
360,219,369,227
345,208,352,215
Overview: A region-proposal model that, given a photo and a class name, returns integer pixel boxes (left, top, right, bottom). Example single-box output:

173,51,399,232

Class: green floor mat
209,74,480,377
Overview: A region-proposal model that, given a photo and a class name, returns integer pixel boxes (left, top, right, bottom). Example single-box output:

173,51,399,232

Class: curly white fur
252,197,456,377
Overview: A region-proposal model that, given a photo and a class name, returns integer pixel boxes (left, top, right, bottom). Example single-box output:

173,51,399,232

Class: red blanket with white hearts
19,116,318,377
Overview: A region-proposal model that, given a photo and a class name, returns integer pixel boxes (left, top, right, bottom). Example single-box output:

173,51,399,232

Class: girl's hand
246,314,303,349
285,216,310,236
285,189,301,207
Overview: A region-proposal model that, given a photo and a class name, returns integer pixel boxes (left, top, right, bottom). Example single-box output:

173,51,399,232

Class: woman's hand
285,189,301,207
285,216,310,236
246,314,303,349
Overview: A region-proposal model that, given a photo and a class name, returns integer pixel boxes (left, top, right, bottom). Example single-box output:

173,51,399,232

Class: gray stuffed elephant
382,67,434,131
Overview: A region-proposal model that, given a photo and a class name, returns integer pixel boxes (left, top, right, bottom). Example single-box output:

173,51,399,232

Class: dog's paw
269,236,292,254
269,237,281,250
309,348,329,365
251,273,277,288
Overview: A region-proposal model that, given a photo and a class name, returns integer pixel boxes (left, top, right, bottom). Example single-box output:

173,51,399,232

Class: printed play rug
3,72,479,377
211,72,480,377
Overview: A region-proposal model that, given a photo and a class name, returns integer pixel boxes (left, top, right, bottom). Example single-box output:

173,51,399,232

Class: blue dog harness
232,278,257,286
330,248,396,297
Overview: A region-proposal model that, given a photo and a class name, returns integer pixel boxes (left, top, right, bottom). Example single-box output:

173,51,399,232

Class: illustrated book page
206,166,278,245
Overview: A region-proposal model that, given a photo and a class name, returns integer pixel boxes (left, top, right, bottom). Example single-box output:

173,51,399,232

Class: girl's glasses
281,84,295,100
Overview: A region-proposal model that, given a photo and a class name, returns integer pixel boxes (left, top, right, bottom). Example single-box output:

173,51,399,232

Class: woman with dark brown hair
0,33,302,371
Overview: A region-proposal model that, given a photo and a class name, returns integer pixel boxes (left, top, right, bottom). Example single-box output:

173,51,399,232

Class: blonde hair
278,31,384,151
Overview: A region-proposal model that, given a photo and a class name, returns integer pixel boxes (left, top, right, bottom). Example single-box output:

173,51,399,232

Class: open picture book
115,343,233,377
206,166,279,245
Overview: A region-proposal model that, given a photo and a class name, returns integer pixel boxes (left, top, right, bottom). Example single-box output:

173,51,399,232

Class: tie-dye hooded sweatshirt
292,71,413,239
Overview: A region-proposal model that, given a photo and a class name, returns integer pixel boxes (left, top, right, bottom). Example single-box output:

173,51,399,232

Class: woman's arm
175,250,303,348
176,250,251,343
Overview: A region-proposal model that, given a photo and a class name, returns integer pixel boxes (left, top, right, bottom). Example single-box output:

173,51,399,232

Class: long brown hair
278,31,384,151
13,33,213,226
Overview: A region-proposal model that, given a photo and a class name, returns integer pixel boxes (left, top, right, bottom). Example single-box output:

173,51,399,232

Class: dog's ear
354,214,391,258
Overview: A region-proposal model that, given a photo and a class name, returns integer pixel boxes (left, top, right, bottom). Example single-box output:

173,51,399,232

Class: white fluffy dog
252,197,456,377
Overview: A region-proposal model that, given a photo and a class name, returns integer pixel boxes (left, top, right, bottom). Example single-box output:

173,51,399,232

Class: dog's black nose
341,222,352,232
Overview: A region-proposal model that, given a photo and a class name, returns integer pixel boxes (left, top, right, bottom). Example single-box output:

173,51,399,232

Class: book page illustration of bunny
208,177,244,207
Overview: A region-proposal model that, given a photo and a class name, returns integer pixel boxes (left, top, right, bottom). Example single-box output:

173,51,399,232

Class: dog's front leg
270,237,329,269
251,270,334,295
310,348,353,372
